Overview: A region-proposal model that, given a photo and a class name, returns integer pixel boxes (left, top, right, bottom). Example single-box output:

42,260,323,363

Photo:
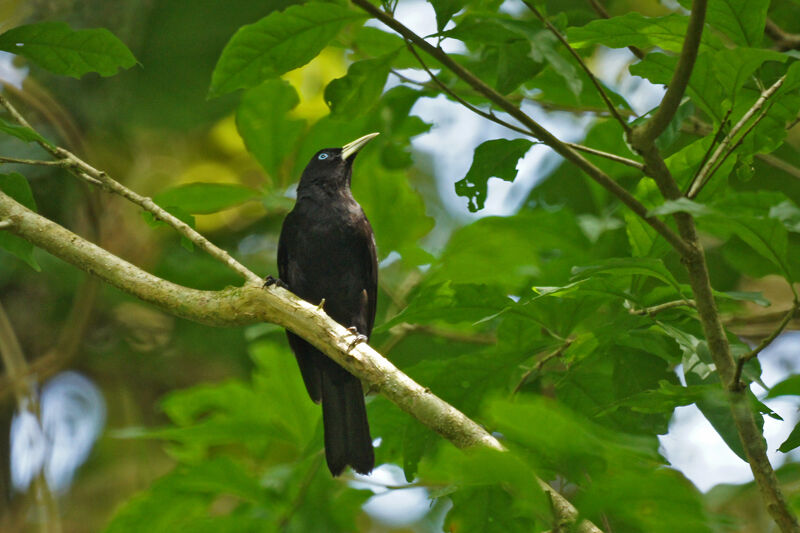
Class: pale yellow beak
341,132,380,161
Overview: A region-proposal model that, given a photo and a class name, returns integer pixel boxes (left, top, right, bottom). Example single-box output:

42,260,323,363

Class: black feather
277,141,378,476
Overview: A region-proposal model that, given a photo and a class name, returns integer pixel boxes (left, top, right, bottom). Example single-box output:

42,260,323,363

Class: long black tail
321,367,374,476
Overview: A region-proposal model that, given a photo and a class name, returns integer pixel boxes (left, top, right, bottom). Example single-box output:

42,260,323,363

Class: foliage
2,0,800,532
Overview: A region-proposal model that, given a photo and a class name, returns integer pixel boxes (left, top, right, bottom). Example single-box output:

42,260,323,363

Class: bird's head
298,133,379,194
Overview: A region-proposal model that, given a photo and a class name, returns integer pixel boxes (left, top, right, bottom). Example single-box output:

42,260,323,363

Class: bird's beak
341,132,380,161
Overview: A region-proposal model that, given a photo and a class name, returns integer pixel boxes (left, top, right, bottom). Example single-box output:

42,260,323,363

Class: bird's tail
321,368,374,476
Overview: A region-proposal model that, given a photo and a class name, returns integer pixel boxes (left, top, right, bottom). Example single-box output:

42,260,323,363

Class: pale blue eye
318,153,329,160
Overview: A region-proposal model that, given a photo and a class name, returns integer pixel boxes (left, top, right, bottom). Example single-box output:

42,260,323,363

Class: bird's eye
318,153,329,160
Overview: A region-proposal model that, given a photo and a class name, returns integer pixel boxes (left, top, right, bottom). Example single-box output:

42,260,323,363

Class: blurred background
1,0,799,531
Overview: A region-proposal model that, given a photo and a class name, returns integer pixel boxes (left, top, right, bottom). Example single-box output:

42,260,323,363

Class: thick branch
0,189,600,532
353,0,692,258
631,0,707,145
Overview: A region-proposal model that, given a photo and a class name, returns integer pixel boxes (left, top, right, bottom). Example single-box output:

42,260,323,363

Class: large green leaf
571,257,683,297
428,0,463,32
154,183,259,214
209,2,365,97
455,138,534,212
324,51,397,117
351,152,434,264
679,0,769,47
0,173,40,270
236,79,305,178
379,281,511,330
568,13,704,53
0,22,136,78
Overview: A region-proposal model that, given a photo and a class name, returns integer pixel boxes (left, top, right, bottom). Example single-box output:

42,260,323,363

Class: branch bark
0,189,601,533
630,0,707,146
623,1,798,529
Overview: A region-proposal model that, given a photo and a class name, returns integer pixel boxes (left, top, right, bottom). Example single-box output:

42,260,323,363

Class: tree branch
765,19,800,52
687,75,787,198
403,41,643,171
630,0,707,146
629,299,696,316
0,189,601,532
0,93,262,287
353,0,692,258
733,300,800,387
523,1,631,133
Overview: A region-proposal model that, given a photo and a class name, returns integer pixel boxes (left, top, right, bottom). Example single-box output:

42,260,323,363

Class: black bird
274,133,379,476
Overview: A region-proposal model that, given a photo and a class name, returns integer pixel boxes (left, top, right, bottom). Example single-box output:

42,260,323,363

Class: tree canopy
1,0,800,532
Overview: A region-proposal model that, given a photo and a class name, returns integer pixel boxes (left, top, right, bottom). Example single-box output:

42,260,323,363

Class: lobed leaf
455,138,534,212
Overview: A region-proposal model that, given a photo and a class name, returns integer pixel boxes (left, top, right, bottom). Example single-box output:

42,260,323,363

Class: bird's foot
346,327,368,352
263,275,288,290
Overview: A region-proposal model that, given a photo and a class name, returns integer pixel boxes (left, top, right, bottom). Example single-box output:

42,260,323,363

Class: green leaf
0,21,136,78
428,0,462,32
0,116,50,145
209,2,365,97
766,375,800,399
455,138,534,212
779,422,800,453
631,52,727,123
424,447,550,532
649,198,714,217
683,0,769,47
703,214,792,282
324,51,396,117
571,257,683,297
379,281,512,331
236,79,305,178
0,173,40,270
350,152,434,264
154,183,258,214
713,48,787,104
568,13,700,54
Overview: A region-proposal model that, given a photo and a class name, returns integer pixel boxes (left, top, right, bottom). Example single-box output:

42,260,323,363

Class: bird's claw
263,275,288,289
346,327,368,352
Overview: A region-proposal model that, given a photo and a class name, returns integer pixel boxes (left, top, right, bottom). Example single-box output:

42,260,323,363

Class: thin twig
0,219,12,229
0,156,65,166
765,19,800,52
631,0,707,146
586,0,645,59
404,44,642,170
629,299,696,316
565,143,644,170
756,154,800,181
733,301,800,388
0,93,262,286
701,103,773,192
278,454,323,530
523,1,631,133
354,0,691,257
513,340,573,395
687,75,787,198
